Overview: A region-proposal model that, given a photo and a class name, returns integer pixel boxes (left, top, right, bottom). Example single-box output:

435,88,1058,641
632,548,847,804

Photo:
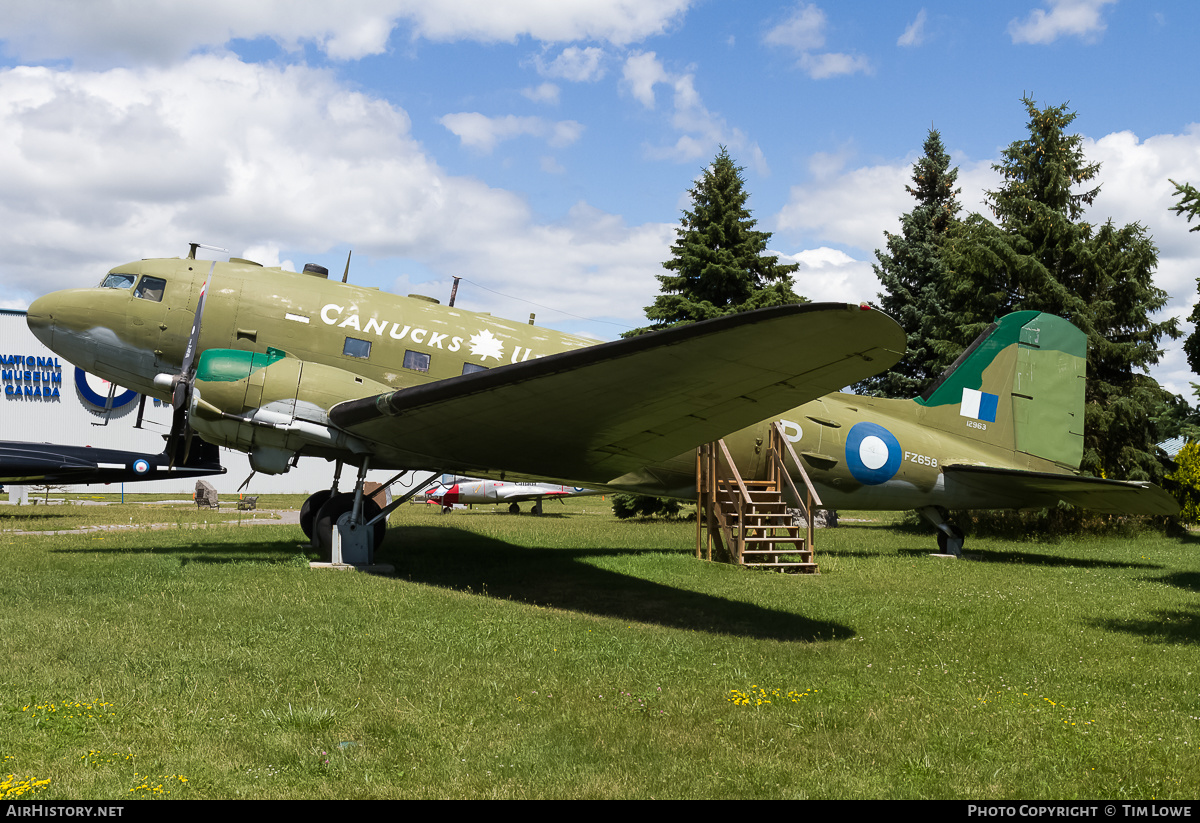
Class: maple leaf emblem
468,329,505,362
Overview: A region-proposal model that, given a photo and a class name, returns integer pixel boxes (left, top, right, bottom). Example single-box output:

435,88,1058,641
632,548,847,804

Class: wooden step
742,561,819,574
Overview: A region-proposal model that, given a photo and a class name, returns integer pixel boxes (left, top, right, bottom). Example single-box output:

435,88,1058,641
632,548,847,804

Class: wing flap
330,303,904,482
944,464,1180,516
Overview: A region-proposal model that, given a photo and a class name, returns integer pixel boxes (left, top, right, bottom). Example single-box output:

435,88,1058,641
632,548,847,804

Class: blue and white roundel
845,422,902,485
75,368,138,410
133,459,150,475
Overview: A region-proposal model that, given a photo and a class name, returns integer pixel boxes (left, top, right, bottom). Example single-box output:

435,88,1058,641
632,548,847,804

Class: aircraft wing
943,464,1180,516
330,303,904,483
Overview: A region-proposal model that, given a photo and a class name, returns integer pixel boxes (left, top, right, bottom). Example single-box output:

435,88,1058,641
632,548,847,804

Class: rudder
914,312,1085,471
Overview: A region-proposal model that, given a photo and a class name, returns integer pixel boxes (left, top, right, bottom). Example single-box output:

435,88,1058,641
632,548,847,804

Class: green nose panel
196,348,287,383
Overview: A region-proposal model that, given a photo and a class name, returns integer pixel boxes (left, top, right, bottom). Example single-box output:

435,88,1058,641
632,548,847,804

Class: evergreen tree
638,147,803,332
942,98,1178,481
1169,180,1200,375
620,148,805,515
858,128,962,397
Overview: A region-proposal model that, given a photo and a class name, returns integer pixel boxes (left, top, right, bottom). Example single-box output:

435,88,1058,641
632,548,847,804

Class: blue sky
2,0,1199,393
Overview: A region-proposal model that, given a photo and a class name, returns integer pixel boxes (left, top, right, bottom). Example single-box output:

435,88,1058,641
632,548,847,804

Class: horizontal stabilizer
944,464,1179,516
331,303,905,482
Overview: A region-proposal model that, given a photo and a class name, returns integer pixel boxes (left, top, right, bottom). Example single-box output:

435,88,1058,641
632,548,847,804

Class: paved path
4,509,301,536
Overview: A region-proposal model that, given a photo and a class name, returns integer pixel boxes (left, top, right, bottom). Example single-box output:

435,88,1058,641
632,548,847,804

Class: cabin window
134,276,166,302
462,363,488,376
99,273,136,290
343,337,371,359
403,350,430,372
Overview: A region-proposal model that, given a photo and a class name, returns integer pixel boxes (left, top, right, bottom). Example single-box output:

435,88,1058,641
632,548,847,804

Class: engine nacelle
187,348,390,472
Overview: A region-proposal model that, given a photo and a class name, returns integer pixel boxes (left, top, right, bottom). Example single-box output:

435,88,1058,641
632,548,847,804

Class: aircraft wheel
532,501,543,516
936,525,965,554
300,489,336,540
508,502,520,514
313,493,386,562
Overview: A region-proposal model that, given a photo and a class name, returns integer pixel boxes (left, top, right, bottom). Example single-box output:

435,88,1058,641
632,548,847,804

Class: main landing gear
299,461,436,565
506,500,544,515
919,506,965,557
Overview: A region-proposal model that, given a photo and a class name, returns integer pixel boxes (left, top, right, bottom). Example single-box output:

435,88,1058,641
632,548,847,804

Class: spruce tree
858,128,962,397
639,147,803,332
1170,180,1200,375
617,148,804,516
943,98,1178,481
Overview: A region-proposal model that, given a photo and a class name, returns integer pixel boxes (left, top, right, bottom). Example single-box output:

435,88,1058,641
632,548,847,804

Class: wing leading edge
330,303,905,483
944,464,1180,516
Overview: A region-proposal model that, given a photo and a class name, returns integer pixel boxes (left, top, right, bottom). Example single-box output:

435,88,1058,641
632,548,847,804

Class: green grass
1,496,1197,798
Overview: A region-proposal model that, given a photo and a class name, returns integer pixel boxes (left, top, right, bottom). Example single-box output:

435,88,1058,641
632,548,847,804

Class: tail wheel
313,492,386,562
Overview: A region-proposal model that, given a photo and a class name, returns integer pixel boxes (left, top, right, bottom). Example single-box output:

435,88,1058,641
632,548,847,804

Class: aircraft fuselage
27,256,1070,510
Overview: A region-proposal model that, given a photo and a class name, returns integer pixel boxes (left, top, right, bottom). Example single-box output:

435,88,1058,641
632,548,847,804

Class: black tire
313,492,386,562
508,502,520,514
299,489,335,539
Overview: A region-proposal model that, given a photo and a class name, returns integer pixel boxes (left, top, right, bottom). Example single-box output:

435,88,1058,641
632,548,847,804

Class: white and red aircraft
424,475,599,514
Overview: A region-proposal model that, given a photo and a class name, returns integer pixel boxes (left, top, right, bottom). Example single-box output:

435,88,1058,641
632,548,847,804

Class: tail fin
914,311,1085,471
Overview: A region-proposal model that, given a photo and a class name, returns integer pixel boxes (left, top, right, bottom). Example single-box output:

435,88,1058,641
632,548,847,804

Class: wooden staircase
696,422,823,574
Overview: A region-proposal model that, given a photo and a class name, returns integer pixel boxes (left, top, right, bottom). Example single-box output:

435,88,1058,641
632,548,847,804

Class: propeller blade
168,260,216,467
178,261,215,386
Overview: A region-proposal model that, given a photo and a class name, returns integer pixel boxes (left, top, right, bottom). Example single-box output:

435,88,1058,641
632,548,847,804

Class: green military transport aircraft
26,246,1177,559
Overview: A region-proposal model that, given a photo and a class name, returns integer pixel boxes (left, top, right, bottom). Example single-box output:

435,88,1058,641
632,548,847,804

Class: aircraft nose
26,293,56,348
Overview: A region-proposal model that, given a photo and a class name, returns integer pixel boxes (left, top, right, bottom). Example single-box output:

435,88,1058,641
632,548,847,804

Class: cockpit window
99,273,136,290
134,276,166,302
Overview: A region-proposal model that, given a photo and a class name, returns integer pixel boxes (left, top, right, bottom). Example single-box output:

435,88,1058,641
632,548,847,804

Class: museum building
0,308,381,495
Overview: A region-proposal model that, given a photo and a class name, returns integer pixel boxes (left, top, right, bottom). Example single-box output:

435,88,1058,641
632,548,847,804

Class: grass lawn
1,496,1197,799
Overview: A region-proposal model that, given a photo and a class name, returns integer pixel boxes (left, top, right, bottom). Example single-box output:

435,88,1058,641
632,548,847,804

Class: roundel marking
75,368,138,410
845,422,902,485
133,459,150,475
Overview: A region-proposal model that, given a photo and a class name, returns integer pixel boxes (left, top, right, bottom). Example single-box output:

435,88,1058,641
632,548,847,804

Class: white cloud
0,0,696,66
763,2,871,79
763,3,827,51
534,46,607,82
776,247,877,304
1008,0,1118,45
622,51,669,109
625,61,766,171
799,52,873,80
776,162,912,252
522,82,561,105
898,9,928,47
439,112,584,153
0,56,671,330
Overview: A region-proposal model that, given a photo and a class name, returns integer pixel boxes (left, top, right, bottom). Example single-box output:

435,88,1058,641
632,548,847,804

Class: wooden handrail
717,439,753,507
772,421,823,509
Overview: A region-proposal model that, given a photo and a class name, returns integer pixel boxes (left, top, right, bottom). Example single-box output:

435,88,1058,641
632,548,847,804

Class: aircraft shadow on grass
891,544,1161,571
395,540,853,642
52,536,304,565
1088,606,1200,645
378,527,853,643
52,528,851,642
